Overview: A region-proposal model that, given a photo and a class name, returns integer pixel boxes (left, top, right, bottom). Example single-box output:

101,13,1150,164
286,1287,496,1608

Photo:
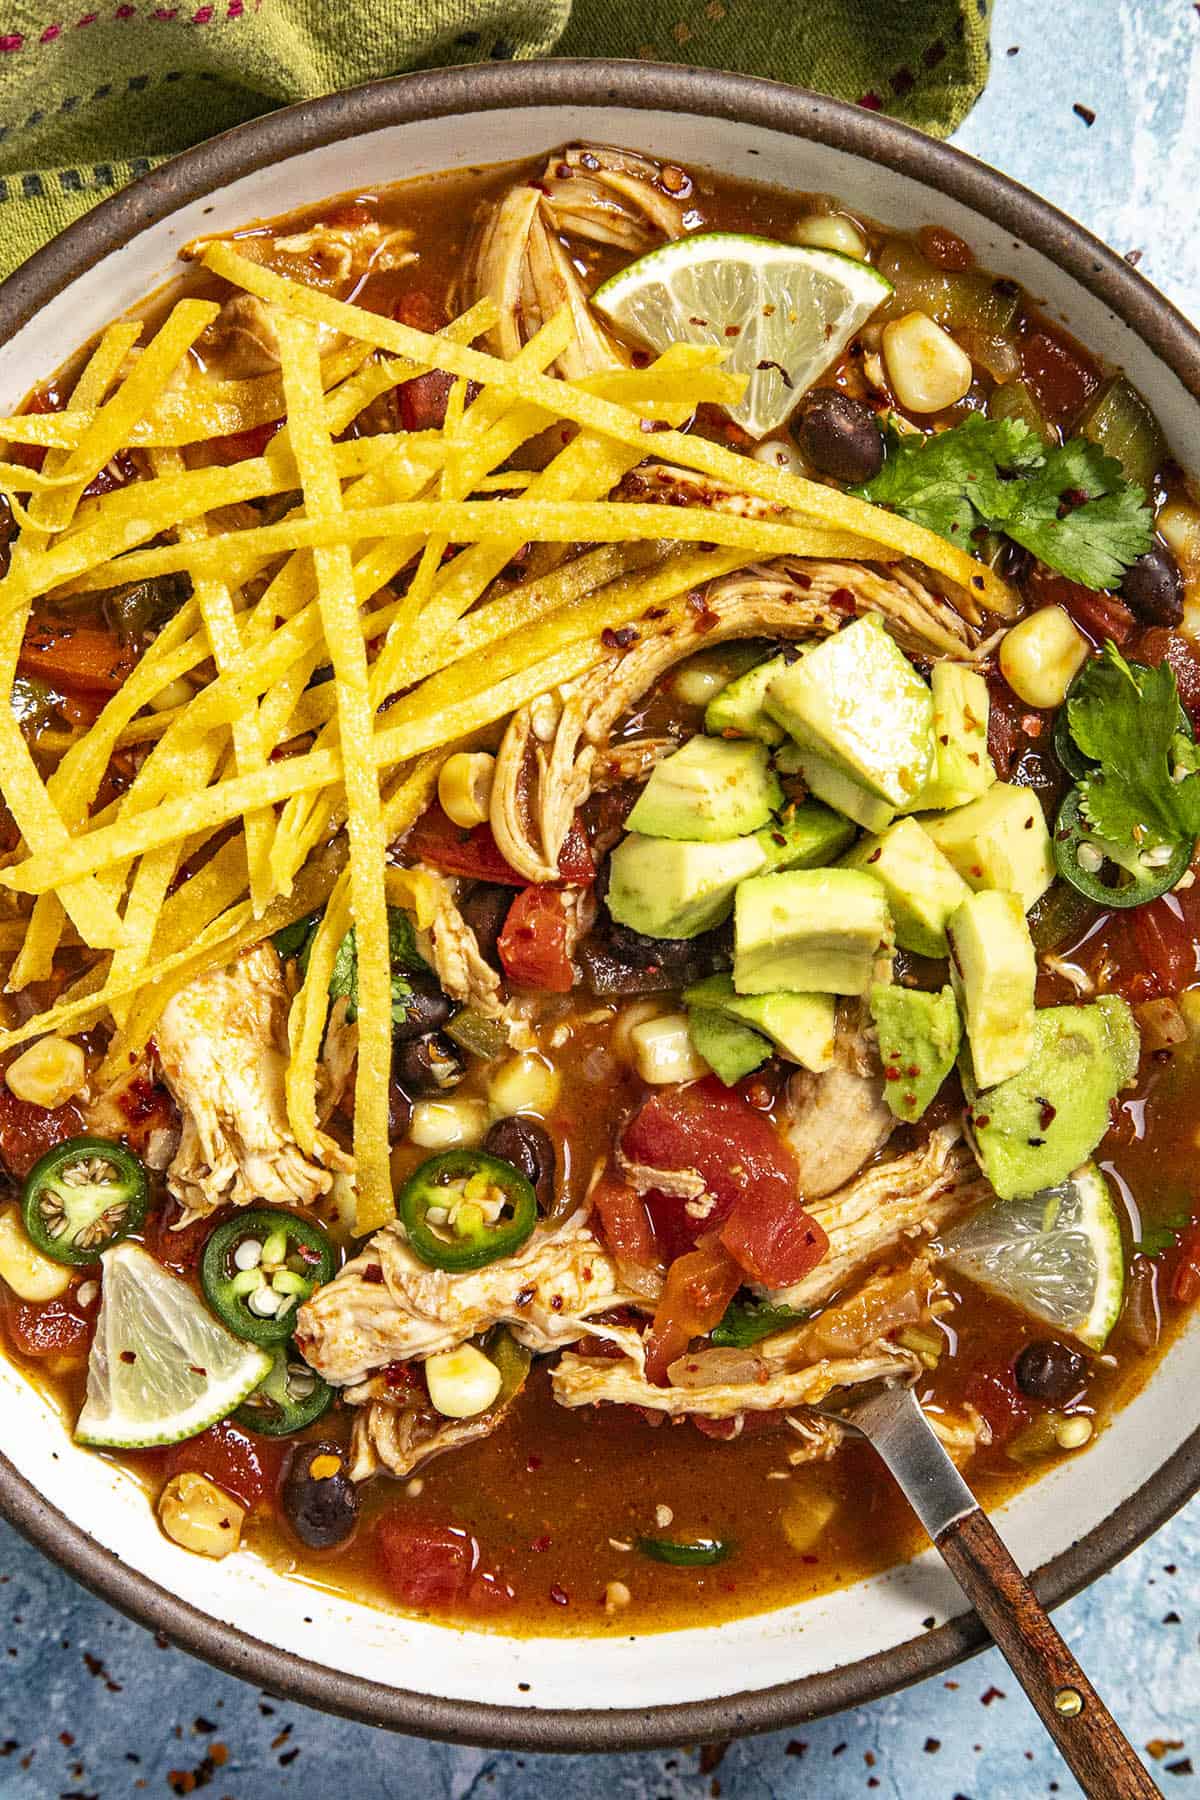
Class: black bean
484,1116,557,1211
392,971,454,1043
789,387,884,485
393,1031,465,1096
281,1440,359,1549
1119,544,1184,627
459,882,513,970
1014,1338,1086,1404
994,537,1034,587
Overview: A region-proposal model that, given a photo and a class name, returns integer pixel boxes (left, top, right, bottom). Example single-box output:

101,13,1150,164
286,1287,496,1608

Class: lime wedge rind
937,1162,1124,1352
76,1242,271,1450
593,232,892,438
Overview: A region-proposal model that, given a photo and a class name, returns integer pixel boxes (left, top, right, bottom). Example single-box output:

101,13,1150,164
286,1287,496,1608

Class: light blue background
3,1,1199,1792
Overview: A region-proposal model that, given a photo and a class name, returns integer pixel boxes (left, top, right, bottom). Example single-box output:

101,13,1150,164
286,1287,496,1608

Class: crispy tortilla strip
275,311,392,1228
201,241,1016,615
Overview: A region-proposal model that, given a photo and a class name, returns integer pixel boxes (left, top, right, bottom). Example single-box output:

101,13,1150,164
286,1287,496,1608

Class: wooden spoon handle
937,1509,1160,1799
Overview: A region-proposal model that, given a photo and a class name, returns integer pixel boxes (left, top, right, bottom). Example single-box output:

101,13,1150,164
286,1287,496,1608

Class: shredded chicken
490,559,976,881
295,1206,651,1387
342,1367,526,1481
419,866,506,1018
155,942,332,1223
552,1343,918,1418
317,995,356,1126
780,1061,895,1199
464,145,688,379
767,1126,987,1313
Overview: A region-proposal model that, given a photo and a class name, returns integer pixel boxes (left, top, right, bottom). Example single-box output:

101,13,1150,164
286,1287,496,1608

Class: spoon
817,1380,1161,1800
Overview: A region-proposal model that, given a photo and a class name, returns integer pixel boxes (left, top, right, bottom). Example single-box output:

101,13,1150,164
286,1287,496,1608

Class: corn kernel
1157,497,1200,567
611,999,667,1067
158,1472,245,1559
630,1012,710,1085
149,675,195,713
425,1343,503,1419
999,605,1089,709
487,1052,561,1117
605,1580,632,1614
781,1488,839,1554
881,311,973,413
438,751,496,829
409,1096,489,1150
1054,1414,1094,1451
792,212,868,259
0,1204,72,1301
5,1034,86,1110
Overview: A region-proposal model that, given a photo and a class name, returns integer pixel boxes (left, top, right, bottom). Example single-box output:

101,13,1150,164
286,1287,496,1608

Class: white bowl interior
2,99,1198,1718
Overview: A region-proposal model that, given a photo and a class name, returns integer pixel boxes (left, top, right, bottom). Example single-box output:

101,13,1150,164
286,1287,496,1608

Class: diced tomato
0,1084,86,1180
720,1196,828,1290
497,887,574,992
591,1172,660,1269
375,1517,514,1613
19,622,137,695
104,1073,176,1157
963,1361,1032,1447
984,665,1028,782
391,289,449,334
163,1420,284,1511
408,802,594,886
692,1409,784,1441
1169,1223,1200,1306
3,1293,91,1359
9,384,61,475
1133,897,1196,999
1132,624,1200,724
643,1235,742,1385
396,369,458,433
208,419,282,465
1019,325,1101,432
1029,571,1135,649
143,1201,226,1277
81,447,138,500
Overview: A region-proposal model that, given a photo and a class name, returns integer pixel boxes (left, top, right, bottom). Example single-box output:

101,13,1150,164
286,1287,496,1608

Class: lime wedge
592,233,892,438
76,1242,271,1449
938,1163,1125,1352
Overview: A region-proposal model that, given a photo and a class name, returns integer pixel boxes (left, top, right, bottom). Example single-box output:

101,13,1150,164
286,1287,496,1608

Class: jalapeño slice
398,1149,537,1272
1052,787,1190,909
22,1137,149,1266
636,1535,732,1567
200,1209,335,1346
235,1344,333,1437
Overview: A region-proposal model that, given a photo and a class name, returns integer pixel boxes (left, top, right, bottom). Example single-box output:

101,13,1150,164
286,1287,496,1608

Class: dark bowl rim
1,55,1199,1756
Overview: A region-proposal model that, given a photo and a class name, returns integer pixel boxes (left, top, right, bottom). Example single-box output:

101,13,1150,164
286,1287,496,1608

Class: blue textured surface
3,1,1200,1792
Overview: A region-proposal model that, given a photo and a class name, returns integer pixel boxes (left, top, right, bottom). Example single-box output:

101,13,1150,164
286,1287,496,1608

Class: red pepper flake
1038,1099,1057,1130
980,1685,1006,1705
858,91,883,111
1073,102,1096,126
600,625,638,651
361,1264,384,1285
828,587,857,615
530,1534,552,1552
549,1582,570,1606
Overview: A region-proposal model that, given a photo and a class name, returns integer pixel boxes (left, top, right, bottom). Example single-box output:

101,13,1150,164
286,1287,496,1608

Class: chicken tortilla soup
1,146,1200,1635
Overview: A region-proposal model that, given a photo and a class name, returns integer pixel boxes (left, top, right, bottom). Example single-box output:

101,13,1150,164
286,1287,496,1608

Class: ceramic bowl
1,59,1199,1752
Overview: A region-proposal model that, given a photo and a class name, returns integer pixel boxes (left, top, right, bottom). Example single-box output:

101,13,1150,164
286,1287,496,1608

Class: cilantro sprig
854,414,1153,590
711,1297,808,1348
1067,645,1200,852
330,906,430,1026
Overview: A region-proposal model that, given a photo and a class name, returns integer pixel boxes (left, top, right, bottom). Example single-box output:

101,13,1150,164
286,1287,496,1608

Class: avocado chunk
626,736,783,841
903,664,995,813
734,868,891,996
947,889,1036,1088
781,743,897,833
608,832,767,940
869,982,962,1122
705,653,788,745
922,782,1054,914
756,799,856,872
844,816,971,957
965,998,1140,1199
684,974,837,1072
687,1006,771,1086
764,613,934,807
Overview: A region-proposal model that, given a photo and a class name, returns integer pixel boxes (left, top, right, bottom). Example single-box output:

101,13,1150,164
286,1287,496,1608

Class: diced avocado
947,890,1036,1089
869,982,962,1122
684,974,837,1072
844,817,971,957
756,799,856,872
687,1007,771,1086
922,782,1055,914
965,999,1140,1199
705,653,788,745
626,736,783,841
608,832,767,940
764,614,934,807
903,664,995,813
786,745,897,833
733,868,891,996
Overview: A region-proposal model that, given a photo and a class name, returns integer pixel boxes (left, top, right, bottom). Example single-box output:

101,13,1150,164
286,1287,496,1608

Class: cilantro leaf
273,912,319,966
1136,1219,1188,1257
854,415,1153,591
329,907,431,1026
1067,645,1200,850
711,1297,809,1348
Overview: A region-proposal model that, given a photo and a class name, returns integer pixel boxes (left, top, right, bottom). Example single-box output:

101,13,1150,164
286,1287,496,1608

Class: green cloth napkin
0,0,992,280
